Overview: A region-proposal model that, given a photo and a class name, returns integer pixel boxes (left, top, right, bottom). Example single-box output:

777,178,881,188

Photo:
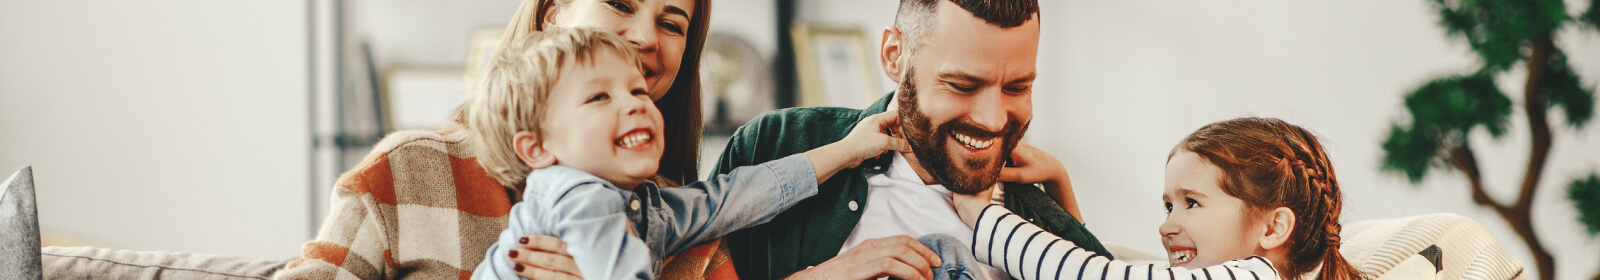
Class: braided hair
1175,117,1362,280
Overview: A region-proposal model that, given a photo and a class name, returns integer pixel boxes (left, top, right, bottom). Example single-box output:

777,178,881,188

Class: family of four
302,0,1364,279
44,0,1364,279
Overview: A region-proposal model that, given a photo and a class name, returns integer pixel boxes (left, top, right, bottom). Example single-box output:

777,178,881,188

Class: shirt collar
883,153,953,195
856,92,897,175
526,165,652,200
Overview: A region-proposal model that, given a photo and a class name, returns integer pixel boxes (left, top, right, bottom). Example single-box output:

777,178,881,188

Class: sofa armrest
1340,213,1526,280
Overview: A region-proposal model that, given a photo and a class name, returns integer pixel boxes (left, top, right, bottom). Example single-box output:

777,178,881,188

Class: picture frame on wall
380,66,467,132
465,28,503,89
792,25,883,108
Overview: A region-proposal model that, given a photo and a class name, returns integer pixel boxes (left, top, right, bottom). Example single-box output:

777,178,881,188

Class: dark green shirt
711,93,1110,280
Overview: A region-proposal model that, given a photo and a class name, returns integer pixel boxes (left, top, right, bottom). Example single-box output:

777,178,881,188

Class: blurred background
2,0,1598,278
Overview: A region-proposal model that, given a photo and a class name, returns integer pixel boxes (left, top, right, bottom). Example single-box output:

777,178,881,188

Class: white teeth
1168,250,1195,265
615,131,651,148
952,133,994,149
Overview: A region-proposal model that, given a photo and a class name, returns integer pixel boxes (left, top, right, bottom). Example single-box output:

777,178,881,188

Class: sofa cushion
42,246,291,279
1340,213,1526,280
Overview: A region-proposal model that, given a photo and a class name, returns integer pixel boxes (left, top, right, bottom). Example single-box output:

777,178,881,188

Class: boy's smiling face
1158,150,1265,268
539,50,664,188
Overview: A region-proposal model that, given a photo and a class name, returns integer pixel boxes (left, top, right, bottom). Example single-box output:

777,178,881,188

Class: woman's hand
507,234,583,280
999,140,1082,221
952,185,998,228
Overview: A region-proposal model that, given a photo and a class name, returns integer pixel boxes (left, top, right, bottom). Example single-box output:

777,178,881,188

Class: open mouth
614,128,653,149
950,131,995,150
1168,248,1196,267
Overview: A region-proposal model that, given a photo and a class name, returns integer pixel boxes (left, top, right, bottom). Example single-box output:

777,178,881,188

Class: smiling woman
265,0,716,279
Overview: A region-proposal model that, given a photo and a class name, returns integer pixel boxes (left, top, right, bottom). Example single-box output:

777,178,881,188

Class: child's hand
952,185,997,228
1001,140,1083,221
835,110,910,167
803,111,910,185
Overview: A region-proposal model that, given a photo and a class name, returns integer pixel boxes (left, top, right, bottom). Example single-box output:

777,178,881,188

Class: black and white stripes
971,205,1281,280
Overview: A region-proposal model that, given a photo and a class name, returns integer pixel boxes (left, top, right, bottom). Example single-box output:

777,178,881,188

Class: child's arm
803,111,909,183
474,181,653,280
650,111,907,255
954,189,1278,280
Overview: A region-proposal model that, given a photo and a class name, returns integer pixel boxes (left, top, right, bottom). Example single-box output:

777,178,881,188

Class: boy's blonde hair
456,27,643,187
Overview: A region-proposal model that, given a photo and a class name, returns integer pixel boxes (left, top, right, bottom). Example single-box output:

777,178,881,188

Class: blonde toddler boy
462,28,907,279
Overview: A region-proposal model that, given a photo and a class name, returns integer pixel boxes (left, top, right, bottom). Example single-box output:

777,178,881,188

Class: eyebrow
1175,188,1208,199
936,71,986,84
1006,73,1037,85
937,71,1037,87
662,4,690,20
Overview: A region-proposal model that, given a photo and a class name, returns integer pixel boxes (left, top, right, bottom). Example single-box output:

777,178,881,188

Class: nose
1158,215,1181,237
968,89,1006,131
620,92,652,116
618,20,658,54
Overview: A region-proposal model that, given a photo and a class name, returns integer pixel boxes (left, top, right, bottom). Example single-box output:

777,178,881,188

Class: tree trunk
1517,36,1556,280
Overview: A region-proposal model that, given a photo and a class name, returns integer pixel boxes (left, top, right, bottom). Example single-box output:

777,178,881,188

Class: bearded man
711,0,1109,279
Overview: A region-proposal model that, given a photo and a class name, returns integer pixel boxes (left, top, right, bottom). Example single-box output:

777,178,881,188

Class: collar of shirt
525,165,654,203
849,153,1011,280
883,153,953,196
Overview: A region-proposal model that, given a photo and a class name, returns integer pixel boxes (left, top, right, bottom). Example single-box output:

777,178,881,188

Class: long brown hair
1175,117,1361,280
499,0,710,186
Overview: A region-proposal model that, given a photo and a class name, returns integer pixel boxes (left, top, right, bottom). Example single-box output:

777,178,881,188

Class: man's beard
896,68,1030,194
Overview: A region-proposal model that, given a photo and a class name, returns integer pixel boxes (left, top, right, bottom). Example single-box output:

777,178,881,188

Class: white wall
0,1,311,259
343,0,521,71
799,0,1600,279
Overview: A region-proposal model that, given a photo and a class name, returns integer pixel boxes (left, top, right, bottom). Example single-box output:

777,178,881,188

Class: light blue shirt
473,153,818,280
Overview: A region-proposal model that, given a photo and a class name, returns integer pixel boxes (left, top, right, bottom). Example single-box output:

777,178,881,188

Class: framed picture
465,28,503,89
792,25,882,108
381,66,467,131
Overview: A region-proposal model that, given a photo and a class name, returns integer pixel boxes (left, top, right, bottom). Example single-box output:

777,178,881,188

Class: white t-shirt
839,153,1009,280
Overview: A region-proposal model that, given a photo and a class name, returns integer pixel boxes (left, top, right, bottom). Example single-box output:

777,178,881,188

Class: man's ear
880,25,906,84
514,131,557,169
1258,207,1295,250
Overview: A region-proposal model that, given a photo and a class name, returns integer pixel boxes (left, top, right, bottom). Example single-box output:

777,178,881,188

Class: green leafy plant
1381,0,1600,279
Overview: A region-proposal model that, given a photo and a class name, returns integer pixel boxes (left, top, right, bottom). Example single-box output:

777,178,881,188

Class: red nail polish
519,237,529,244
509,250,518,258
515,264,525,272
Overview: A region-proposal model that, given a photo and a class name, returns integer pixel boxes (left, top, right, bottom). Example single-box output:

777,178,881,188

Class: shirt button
630,199,641,211
848,201,859,211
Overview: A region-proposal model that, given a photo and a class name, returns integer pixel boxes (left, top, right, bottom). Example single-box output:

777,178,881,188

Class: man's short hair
893,0,1040,57
456,27,643,187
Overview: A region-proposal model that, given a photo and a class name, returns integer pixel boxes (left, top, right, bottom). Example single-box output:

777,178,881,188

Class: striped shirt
971,204,1280,280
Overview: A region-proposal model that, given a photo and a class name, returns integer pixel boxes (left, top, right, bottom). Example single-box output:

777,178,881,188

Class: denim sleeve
473,182,652,280
654,153,818,255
